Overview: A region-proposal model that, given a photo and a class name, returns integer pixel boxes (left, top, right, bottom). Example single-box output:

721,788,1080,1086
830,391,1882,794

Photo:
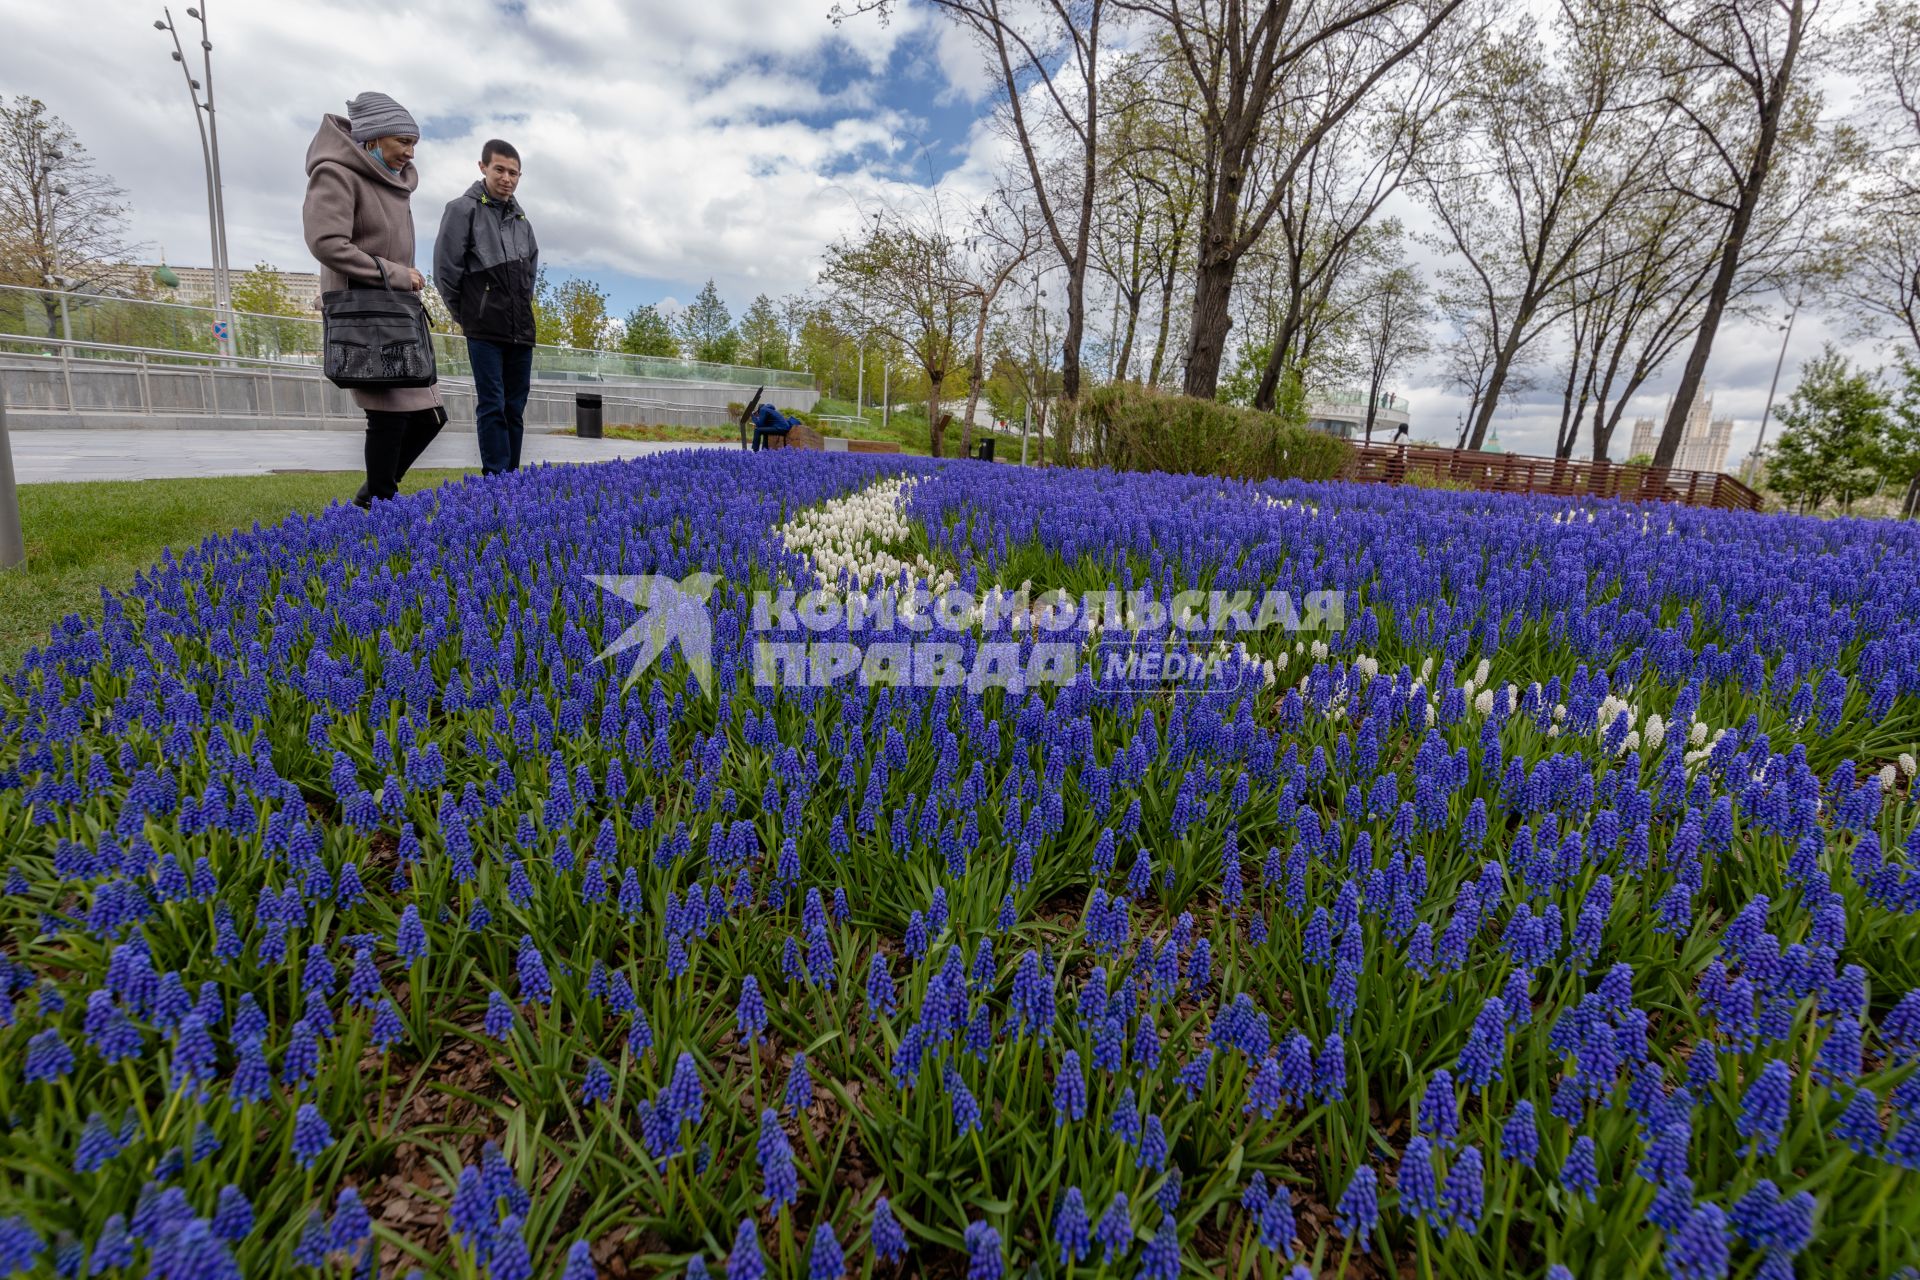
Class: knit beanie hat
345,92,418,143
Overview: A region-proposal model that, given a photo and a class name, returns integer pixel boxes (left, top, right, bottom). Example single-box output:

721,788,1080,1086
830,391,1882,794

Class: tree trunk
962,299,992,459
1363,367,1385,445
1467,319,1534,450
927,369,945,458
1061,265,1087,404
1180,254,1237,399
1147,267,1178,387
1251,288,1309,412
1652,15,1803,470
1114,288,1142,384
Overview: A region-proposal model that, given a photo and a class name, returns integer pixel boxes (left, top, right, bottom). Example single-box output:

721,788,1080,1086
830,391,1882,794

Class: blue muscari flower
728,1217,765,1280
1140,1211,1179,1280
347,948,383,1008
871,1195,907,1265
562,1239,597,1280
1053,1049,1087,1124
786,1052,814,1115
945,1064,983,1134
809,1223,845,1280
90,1213,132,1271
1561,1134,1599,1201
1501,1100,1538,1167
1335,1165,1379,1250
449,1165,493,1259
1094,1191,1131,1264
1647,1172,1695,1233
1111,1086,1141,1145
1054,1186,1091,1264
1399,1135,1440,1227
757,1109,797,1208
1736,1059,1792,1156
1815,1015,1862,1094
582,1056,614,1106
1666,1203,1730,1280
737,975,768,1045
25,1028,74,1082
866,953,897,1020
330,1186,371,1254
391,905,422,967
1093,1013,1125,1073
1246,1055,1284,1118
1442,1145,1484,1237
1314,1033,1346,1103
1243,1171,1270,1217
485,991,515,1040
964,1220,1001,1280
229,1038,271,1109
1259,1181,1295,1255
490,1215,534,1280
290,1103,333,1168
516,935,553,1005
169,1013,216,1098
1139,1113,1167,1171
73,1109,129,1174
212,1185,253,1242
1835,1087,1882,1153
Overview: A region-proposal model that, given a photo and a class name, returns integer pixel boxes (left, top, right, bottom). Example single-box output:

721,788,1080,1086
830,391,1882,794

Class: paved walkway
5,428,730,484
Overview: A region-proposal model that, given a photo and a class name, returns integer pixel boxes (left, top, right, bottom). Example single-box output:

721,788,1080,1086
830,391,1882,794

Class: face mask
366,143,404,175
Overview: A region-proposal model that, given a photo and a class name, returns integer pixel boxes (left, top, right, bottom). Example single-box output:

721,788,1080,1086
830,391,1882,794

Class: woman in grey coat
302,92,445,508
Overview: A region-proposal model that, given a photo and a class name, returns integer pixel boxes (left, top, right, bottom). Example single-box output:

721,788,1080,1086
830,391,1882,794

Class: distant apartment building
97,264,323,311
1628,390,1734,473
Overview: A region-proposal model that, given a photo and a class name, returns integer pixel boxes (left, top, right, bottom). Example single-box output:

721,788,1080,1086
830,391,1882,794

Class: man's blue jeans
468,338,532,474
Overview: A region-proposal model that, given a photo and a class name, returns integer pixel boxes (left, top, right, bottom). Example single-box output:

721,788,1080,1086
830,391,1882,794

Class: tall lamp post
1748,300,1799,484
155,4,233,359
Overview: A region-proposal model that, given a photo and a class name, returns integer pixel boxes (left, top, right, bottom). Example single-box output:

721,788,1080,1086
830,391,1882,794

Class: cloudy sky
4,0,1882,461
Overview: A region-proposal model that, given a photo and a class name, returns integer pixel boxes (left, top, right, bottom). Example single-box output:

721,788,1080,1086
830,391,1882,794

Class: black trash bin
976,438,995,463
575,392,603,439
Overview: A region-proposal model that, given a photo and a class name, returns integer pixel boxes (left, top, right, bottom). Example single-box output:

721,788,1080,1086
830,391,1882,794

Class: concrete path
5,428,730,484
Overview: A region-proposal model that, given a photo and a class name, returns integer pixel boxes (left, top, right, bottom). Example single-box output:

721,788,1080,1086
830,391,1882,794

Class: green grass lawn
0,469,469,670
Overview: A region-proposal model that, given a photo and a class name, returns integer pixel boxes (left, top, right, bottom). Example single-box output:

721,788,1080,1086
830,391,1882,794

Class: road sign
212,321,229,341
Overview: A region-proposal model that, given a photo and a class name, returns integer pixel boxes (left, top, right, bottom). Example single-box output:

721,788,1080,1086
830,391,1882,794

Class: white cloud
3,0,958,310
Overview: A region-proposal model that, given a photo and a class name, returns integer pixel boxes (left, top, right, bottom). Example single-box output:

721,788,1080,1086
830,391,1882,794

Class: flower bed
1,453,1919,1278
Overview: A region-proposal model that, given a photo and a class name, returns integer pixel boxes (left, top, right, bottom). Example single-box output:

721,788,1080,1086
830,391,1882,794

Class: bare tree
835,0,1110,406
1111,0,1467,399
820,201,971,456
1414,1,1655,450
1845,0,1920,354
1643,0,1825,469
1247,38,1457,409
953,190,1043,455
1355,260,1431,443
0,96,136,334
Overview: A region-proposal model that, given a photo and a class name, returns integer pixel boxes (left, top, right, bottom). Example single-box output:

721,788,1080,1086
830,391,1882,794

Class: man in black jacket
435,139,538,475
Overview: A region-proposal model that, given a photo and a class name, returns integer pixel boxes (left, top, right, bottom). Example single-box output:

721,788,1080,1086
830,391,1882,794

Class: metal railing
1340,442,1762,511
0,333,768,430
0,282,815,389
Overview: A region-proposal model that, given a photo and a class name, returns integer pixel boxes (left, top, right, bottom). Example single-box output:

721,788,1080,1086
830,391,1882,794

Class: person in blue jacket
751,401,800,452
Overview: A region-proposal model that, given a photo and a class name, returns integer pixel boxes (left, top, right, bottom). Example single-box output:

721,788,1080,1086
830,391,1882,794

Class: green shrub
1067,384,1350,482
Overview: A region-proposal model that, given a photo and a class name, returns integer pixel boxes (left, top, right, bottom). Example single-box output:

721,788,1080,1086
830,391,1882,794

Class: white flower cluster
776,476,952,590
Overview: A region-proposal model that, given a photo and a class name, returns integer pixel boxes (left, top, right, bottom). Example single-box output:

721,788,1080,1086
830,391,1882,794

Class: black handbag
320,261,438,390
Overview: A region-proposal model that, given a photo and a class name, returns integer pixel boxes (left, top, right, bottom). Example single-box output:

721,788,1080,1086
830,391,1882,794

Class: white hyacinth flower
1474,689,1494,717
1690,721,1709,746
1900,753,1916,777
1644,715,1666,751
1473,658,1490,686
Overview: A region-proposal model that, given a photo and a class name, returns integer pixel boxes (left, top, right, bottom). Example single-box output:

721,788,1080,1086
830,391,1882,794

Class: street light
1748,300,1800,484
155,4,232,358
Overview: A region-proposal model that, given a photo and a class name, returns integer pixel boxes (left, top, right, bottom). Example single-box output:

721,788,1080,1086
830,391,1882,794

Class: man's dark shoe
353,481,372,510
